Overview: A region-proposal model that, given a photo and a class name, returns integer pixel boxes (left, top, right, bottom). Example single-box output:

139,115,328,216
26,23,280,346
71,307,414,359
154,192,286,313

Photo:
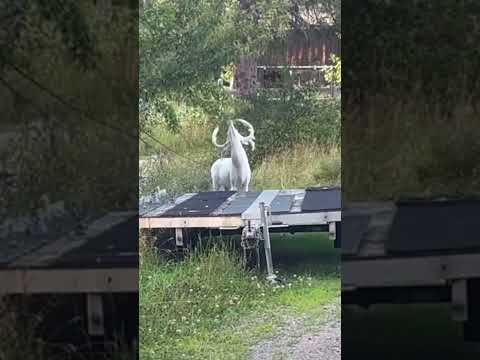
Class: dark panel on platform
270,194,294,214
218,191,261,215
161,191,236,217
301,187,341,212
0,216,80,268
387,199,480,253
49,214,139,268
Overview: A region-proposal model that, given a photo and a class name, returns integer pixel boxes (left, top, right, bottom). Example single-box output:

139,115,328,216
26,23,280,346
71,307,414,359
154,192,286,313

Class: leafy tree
0,1,96,71
1,2,138,212
323,54,341,86
139,0,293,132
343,0,480,105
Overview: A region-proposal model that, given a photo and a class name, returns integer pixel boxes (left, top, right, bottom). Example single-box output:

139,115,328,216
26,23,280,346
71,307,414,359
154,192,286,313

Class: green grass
343,92,480,201
343,303,480,359
141,138,340,197
139,233,339,360
251,144,340,189
0,296,137,360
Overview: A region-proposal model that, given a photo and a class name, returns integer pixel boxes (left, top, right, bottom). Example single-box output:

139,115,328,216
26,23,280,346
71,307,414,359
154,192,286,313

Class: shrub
235,85,340,167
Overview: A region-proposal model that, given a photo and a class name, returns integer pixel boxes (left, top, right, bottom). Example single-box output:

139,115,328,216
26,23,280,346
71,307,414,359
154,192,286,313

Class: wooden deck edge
0,268,138,294
139,216,244,229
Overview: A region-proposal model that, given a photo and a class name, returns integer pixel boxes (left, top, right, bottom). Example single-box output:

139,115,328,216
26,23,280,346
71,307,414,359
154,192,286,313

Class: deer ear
241,138,255,151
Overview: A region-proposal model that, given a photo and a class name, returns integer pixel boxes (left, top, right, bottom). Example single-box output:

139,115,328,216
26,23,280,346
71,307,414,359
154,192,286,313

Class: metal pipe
260,202,276,281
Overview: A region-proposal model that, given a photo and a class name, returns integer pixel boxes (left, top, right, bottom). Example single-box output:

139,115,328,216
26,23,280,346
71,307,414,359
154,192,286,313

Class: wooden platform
139,187,341,233
0,211,138,294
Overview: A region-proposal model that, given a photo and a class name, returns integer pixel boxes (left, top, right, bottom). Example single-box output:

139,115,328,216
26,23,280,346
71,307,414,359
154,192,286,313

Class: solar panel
301,187,341,212
270,194,294,214
215,191,261,216
50,214,138,268
161,191,236,217
387,199,480,254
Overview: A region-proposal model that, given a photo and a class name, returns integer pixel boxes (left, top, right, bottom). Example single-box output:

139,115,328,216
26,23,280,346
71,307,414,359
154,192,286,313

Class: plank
0,268,138,294
139,216,243,229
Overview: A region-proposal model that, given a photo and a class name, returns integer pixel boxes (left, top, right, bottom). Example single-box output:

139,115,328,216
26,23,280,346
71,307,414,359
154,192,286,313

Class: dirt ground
248,297,340,360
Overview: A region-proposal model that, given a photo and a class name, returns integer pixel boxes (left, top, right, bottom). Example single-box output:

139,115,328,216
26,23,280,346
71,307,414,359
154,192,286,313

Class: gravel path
248,298,340,360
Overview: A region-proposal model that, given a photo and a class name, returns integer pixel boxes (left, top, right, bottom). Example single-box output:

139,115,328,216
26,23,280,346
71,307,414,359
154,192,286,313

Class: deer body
228,124,251,191
210,119,255,192
211,158,232,191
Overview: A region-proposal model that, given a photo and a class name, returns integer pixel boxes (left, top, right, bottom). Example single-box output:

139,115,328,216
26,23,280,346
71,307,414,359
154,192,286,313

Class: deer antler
234,119,255,142
212,126,230,148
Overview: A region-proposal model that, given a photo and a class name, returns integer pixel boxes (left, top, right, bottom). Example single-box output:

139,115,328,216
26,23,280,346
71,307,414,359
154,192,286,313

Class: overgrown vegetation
140,235,339,360
139,1,341,359
140,85,341,197
2,2,138,212
252,143,340,189
342,0,480,201
343,91,480,200
0,295,137,360
139,0,292,132
1,2,138,358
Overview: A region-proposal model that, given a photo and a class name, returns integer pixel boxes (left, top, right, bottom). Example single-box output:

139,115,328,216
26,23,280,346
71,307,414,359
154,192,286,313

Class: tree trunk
231,55,258,98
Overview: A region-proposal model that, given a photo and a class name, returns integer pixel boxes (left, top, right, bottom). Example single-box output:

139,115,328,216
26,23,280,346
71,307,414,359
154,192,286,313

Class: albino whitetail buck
210,119,255,191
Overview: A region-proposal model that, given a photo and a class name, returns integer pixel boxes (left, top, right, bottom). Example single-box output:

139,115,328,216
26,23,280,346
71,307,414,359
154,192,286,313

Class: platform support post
175,228,184,247
87,293,105,337
260,202,276,282
452,279,468,322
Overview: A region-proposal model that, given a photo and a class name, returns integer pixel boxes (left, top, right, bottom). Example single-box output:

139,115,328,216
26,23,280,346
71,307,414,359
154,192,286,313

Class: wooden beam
139,216,243,229
0,268,138,294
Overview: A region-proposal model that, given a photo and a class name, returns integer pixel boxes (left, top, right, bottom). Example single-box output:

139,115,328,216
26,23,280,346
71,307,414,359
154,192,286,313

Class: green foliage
322,54,341,85
140,85,341,195
291,0,341,34
343,0,480,102
343,91,480,201
0,296,136,359
139,0,291,132
142,159,211,198
342,0,480,200
0,1,96,71
235,86,340,166
2,3,138,213
139,1,342,196
252,144,340,189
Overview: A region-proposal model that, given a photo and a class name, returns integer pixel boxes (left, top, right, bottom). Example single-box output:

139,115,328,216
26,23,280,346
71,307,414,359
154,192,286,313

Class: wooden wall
258,27,340,66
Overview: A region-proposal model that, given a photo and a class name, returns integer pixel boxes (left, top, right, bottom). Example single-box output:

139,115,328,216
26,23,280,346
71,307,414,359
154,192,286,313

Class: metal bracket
241,221,260,269
87,294,104,336
260,202,277,283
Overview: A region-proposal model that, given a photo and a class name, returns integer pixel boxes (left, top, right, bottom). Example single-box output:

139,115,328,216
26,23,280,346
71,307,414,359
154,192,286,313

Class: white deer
210,119,255,191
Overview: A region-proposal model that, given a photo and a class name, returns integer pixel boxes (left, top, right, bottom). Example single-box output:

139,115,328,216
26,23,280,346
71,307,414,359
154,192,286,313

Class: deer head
212,119,255,152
